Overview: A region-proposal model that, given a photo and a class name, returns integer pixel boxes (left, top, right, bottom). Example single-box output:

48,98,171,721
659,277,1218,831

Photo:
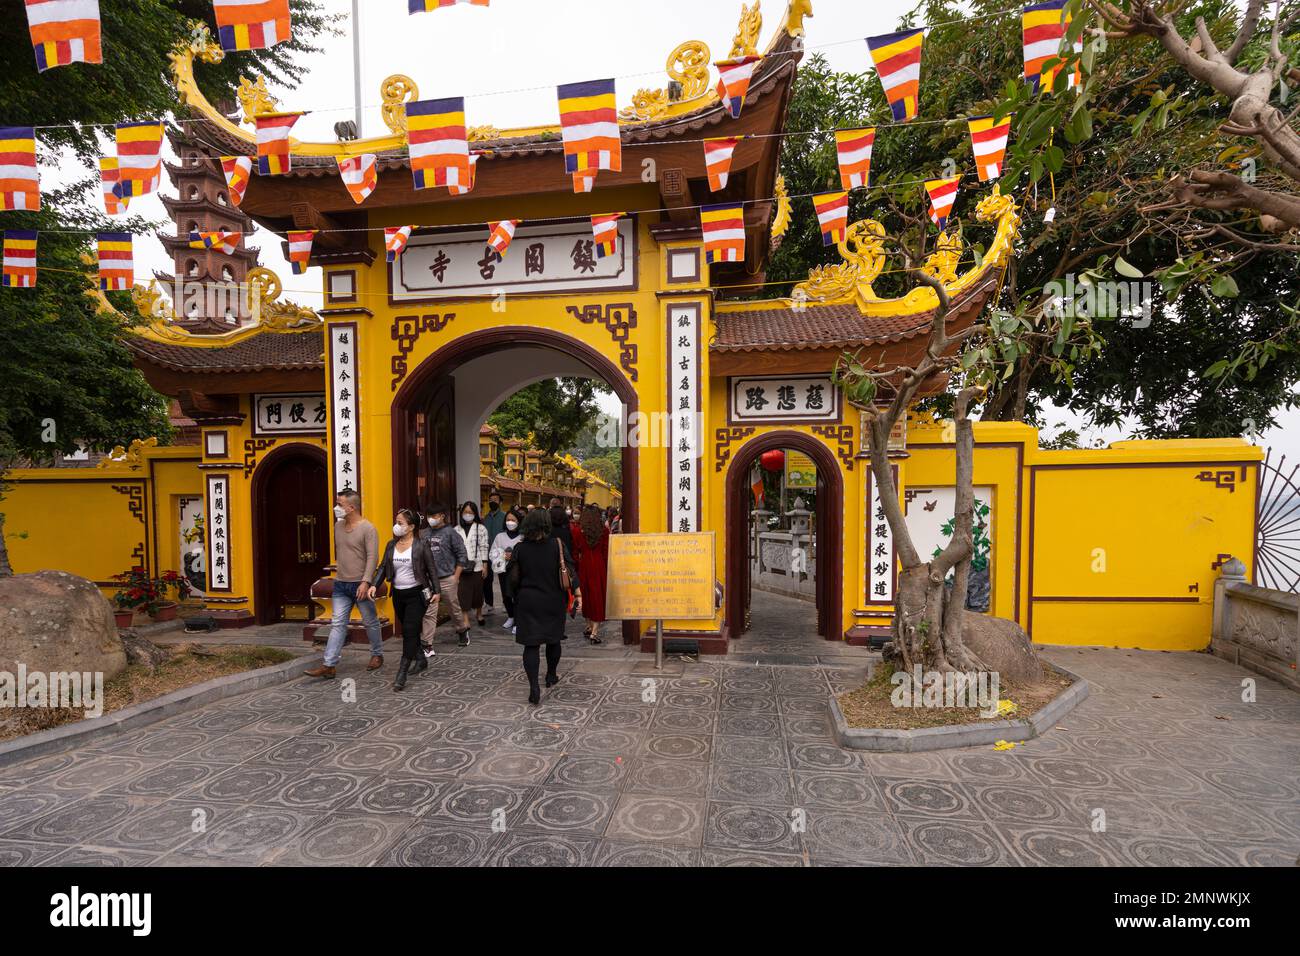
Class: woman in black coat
371,508,438,692
508,508,580,705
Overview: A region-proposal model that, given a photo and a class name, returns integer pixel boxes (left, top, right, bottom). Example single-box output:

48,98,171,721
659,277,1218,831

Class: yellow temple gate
1,1,1262,654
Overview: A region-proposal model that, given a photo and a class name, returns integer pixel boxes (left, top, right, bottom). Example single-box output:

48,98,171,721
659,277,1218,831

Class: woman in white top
455,500,491,627
370,509,438,691
489,507,524,630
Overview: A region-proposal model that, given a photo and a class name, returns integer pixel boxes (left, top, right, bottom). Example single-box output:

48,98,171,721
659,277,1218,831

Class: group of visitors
304,489,619,705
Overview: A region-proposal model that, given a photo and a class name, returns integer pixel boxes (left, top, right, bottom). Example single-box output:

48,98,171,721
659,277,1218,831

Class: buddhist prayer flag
287,230,315,274
212,0,292,52
25,0,102,72
450,152,479,196
189,229,242,255
409,0,489,10
406,97,471,191
835,127,875,190
925,176,960,230
112,121,163,198
572,172,595,194
99,157,126,215
557,79,621,177
0,127,40,212
96,232,132,290
386,225,414,262
338,153,378,204
714,55,762,119
1022,1,1075,93
700,203,745,264
703,137,741,192
591,213,621,259
812,190,850,246
220,155,253,206
866,29,924,122
255,112,302,176
968,115,1012,181
2,230,37,288
485,220,520,257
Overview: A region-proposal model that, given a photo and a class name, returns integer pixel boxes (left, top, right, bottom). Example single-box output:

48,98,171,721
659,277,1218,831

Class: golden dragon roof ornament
172,4,813,152
781,187,1021,318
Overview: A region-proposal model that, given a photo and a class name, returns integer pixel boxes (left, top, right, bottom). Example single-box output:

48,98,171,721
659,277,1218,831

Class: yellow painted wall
907,424,1259,651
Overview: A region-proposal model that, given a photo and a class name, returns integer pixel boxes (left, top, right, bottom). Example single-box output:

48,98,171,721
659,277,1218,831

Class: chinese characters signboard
866,464,897,604
252,393,327,436
729,375,840,424
606,532,716,621
668,303,702,533
328,325,361,495
391,219,636,301
205,473,231,592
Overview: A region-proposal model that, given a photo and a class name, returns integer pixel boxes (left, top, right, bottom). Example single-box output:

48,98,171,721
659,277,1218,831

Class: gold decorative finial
245,266,321,329
921,224,964,287
381,74,420,136
729,1,763,58
786,0,813,37
771,174,792,241
237,76,279,125
621,40,713,122
467,124,501,142
97,437,158,470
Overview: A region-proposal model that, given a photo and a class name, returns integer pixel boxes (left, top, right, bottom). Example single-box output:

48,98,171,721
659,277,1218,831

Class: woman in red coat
570,503,610,644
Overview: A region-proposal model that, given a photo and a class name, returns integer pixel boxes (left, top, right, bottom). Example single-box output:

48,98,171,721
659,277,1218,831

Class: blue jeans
324,580,383,667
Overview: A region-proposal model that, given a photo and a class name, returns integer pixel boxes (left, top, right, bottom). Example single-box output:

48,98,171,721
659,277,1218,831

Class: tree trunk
0,513,13,578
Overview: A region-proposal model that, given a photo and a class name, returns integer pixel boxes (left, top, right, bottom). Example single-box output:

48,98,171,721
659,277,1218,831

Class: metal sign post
655,619,664,671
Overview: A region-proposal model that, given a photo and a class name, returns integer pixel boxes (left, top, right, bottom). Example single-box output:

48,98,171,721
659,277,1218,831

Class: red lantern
759,449,785,472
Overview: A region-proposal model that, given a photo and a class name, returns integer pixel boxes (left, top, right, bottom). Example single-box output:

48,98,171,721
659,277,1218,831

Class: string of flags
1,2,1085,289
287,230,315,274
96,232,132,290
25,0,102,72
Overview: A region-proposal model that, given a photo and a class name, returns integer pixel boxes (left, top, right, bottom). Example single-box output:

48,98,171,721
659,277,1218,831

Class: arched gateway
4,2,1263,656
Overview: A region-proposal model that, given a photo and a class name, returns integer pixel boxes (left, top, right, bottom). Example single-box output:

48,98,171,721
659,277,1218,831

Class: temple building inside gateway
1,1,1264,655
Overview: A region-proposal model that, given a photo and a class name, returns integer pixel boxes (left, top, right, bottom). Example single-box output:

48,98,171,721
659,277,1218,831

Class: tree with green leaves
487,378,613,457
768,1,1300,436
0,1,334,577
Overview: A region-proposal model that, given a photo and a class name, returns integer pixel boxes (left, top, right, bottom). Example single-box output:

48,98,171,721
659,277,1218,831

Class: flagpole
351,0,364,137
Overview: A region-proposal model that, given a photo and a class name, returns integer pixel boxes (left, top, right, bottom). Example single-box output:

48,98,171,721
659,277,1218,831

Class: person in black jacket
508,508,580,705
371,508,438,691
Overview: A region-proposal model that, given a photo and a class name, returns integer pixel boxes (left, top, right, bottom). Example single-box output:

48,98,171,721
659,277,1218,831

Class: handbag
557,538,571,591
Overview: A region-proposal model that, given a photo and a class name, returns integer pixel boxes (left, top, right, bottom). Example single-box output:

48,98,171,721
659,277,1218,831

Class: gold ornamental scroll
606,533,716,621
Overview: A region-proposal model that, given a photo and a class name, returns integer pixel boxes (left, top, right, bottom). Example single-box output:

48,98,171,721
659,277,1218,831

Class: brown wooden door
420,377,456,512
256,450,329,624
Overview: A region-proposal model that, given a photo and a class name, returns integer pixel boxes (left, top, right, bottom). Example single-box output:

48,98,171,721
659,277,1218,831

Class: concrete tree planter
829,664,1089,752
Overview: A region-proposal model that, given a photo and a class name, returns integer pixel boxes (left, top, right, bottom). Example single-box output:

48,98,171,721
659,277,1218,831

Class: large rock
0,571,127,681
961,610,1045,687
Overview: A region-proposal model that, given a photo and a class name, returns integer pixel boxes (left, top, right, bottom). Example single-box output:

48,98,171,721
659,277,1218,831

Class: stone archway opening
725,432,843,642
391,327,639,644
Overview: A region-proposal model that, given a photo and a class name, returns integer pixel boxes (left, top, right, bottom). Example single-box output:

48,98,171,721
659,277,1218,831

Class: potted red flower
111,568,193,626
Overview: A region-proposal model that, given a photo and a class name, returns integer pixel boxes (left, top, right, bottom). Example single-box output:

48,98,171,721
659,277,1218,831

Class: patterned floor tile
802,808,912,865
593,840,699,866
704,801,801,854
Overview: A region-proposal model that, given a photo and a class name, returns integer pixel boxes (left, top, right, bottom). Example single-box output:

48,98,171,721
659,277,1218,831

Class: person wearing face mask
304,490,383,679
489,507,524,631
480,492,506,615
419,503,470,647
370,509,438,691
455,500,491,631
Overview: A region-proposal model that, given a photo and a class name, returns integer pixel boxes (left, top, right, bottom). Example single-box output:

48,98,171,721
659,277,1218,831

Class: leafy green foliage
487,378,613,457
771,0,1300,437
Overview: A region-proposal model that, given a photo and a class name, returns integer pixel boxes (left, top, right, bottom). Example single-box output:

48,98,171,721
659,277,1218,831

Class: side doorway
253,444,330,625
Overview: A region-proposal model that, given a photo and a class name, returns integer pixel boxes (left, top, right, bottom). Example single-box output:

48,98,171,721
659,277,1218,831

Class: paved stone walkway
1,599,1296,866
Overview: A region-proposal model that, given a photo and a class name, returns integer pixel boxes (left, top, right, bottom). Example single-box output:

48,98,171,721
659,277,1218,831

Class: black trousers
496,571,515,617
522,642,562,689
392,586,428,661
483,567,494,606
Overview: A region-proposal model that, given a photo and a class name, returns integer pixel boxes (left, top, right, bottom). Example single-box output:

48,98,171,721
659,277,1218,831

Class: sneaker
503,617,515,630
511,625,517,636
458,631,470,647
422,644,437,658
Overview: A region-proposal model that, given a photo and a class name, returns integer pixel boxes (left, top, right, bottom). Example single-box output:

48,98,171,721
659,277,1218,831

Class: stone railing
1211,557,1299,692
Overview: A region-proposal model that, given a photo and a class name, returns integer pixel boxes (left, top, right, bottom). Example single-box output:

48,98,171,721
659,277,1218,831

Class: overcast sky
47,0,1296,458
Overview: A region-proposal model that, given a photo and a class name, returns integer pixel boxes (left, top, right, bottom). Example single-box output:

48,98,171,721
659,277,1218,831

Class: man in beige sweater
304,489,384,678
